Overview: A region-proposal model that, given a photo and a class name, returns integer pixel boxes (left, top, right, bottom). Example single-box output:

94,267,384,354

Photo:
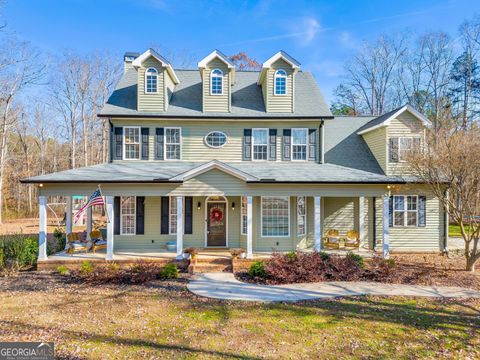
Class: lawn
0,272,479,359
449,224,474,237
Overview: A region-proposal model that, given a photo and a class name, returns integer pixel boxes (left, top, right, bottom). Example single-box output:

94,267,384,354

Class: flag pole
98,184,111,225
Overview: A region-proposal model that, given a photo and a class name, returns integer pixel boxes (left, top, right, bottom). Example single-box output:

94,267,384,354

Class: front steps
188,255,233,273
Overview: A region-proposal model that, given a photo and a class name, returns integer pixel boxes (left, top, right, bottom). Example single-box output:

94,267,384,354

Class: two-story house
23,49,448,263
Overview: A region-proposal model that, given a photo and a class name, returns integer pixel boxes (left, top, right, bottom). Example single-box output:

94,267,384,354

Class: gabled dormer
198,50,235,112
132,49,179,112
258,51,300,113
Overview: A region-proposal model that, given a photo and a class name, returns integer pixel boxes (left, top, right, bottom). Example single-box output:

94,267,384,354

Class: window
274,69,287,95
205,131,227,148
120,196,136,235
390,136,421,162
169,196,178,234
291,128,308,161
393,195,418,227
123,127,140,160
210,69,223,95
297,196,306,236
165,127,181,160
145,67,158,94
261,196,290,237
241,197,247,235
252,128,268,160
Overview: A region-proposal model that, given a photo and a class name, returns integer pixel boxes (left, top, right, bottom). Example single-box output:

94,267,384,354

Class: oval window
205,131,227,148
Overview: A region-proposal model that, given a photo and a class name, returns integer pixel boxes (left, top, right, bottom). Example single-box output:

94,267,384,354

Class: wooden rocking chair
323,229,340,249
89,229,107,254
344,230,360,249
66,232,88,255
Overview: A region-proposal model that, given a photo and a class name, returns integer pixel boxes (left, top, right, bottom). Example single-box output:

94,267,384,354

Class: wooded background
3,15,480,223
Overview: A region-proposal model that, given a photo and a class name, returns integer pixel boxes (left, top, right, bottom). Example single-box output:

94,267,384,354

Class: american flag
73,188,104,222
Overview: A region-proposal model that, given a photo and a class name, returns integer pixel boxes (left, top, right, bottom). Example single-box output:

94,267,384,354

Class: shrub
48,227,66,255
80,261,94,275
57,265,69,276
159,263,179,279
248,261,267,278
346,252,364,269
0,235,38,271
318,251,330,261
285,251,297,261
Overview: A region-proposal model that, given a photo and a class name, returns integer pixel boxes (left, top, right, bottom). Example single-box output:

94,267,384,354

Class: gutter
20,179,182,184
98,114,335,120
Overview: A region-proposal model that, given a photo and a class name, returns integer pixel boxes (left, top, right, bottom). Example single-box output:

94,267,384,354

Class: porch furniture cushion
345,230,360,248
66,232,88,255
89,230,107,254
324,229,340,249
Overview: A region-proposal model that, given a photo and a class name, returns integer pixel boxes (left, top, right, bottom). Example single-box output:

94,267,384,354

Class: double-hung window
252,128,268,160
393,195,418,227
124,126,141,160
274,69,287,95
145,67,158,94
390,136,421,162
241,197,247,235
297,196,306,236
165,127,181,160
261,196,290,237
210,69,223,95
120,196,136,235
292,128,308,161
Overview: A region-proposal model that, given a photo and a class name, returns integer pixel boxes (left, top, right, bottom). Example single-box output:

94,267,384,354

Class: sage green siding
323,197,358,235
111,119,321,162
202,58,230,112
262,58,294,113
164,71,176,111
137,57,165,112
362,127,387,174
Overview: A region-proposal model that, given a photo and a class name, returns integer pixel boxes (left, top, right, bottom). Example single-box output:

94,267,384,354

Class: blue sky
5,0,480,103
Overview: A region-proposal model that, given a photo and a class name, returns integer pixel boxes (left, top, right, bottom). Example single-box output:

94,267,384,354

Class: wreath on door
210,207,223,222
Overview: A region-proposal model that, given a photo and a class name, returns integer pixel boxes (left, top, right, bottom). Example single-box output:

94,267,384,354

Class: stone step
188,259,233,274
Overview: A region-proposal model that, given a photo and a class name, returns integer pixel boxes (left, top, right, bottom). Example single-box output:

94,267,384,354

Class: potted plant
230,248,246,259
183,247,199,261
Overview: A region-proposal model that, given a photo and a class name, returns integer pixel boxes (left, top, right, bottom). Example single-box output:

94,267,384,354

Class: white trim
296,196,306,236
204,196,228,247
210,68,224,96
241,196,247,235
383,195,390,259
274,69,288,96
176,196,184,260
260,196,290,238
144,67,159,94
38,196,48,261
357,105,432,135
252,128,269,161
314,196,321,251
123,126,141,160
261,51,301,69
246,196,253,258
204,131,228,148
171,160,258,182
120,196,136,235
391,136,422,163
65,195,72,239
359,196,365,247
169,196,184,235
291,128,308,161
392,194,419,227
132,48,179,84
106,196,114,260
198,49,235,69
164,127,182,161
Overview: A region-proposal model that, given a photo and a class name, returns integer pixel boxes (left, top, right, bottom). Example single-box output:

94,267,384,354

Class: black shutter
155,128,164,160
389,137,399,163
114,197,120,235
243,129,252,160
418,195,426,227
161,196,169,234
109,123,114,162
141,128,149,160
283,129,291,160
184,196,193,234
268,129,277,161
136,196,145,234
114,127,123,160
308,129,317,161
389,196,393,228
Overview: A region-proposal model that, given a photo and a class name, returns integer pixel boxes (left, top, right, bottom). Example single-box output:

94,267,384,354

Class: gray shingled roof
99,69,332,118
356,106,402,134
22,161,403,184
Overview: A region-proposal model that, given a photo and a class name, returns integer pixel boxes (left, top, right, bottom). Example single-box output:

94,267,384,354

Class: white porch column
106,196,114,260
38,196,48,261
314,196,322,251
359,196,365,248
65,195,72,234
86,207,93,241
246,196,253,259
176,196,184,260
383,195,390,259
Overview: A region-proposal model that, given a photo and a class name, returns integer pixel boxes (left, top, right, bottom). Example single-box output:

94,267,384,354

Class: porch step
188,257,233,274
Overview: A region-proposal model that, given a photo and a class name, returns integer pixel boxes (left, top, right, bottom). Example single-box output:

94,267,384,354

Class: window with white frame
297,196,306,236
262,196,290,237
145,67,158,94
241,197,247,235
274,69,287,95
123,127,141,160
252,128,268,160
393,195,418,227
165,127,181,160
210,69,223,95
169,196,178,234
120,196,136,235
292,128,308,161
390,136,421,162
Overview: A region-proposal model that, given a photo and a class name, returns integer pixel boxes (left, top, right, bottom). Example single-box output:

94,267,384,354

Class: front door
207,202,226,246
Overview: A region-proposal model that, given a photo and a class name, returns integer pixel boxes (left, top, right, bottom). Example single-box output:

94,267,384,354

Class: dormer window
210,69,223,95
145,67,158,94
274,69,287,96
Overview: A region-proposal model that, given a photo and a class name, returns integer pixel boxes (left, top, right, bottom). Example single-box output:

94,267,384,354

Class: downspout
319,120,325,164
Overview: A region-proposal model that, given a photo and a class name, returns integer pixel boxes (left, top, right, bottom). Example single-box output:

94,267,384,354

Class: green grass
449,224,474,237
1,274,479,359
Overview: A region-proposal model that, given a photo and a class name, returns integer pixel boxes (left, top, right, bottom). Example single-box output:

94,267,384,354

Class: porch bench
90,229,107,254
66,232,89,255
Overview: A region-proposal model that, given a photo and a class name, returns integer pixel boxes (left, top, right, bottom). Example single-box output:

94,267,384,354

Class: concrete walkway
187,273,480,302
